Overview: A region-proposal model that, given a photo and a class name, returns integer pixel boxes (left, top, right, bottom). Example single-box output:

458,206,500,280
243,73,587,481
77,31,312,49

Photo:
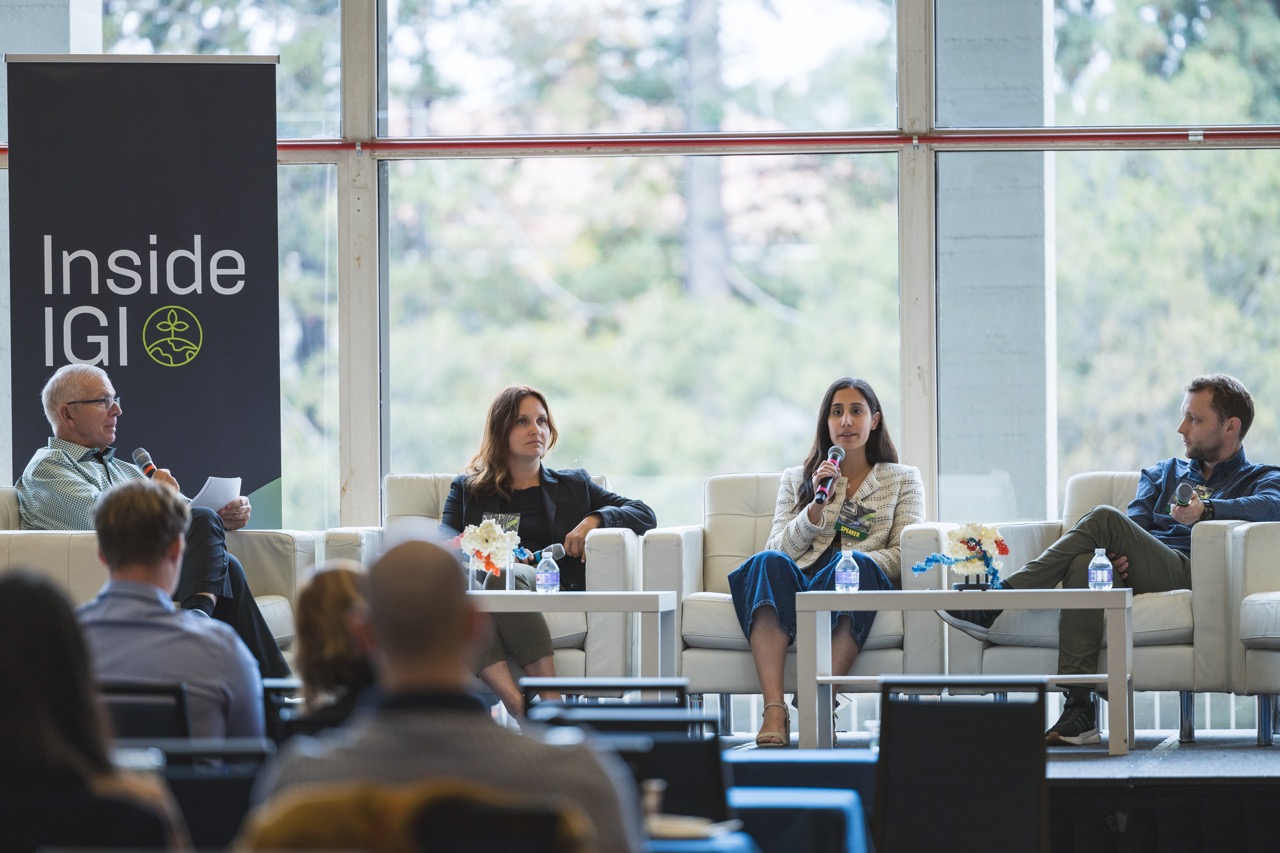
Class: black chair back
602,732,733,822
410,791,590,853
0,790,168,852
873,676,1048,853
98,679,192,738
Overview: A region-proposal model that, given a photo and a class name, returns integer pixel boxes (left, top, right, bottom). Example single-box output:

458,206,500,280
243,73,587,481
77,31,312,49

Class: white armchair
902,471,1241,742
1227,521,1280,744
641,473,941,728
323,473,641,679
0,487,315,653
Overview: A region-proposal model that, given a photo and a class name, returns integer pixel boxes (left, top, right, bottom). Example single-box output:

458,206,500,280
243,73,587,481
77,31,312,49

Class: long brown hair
464,385,559,500
294,563,370,712
0,572,113,792
797,377,898,506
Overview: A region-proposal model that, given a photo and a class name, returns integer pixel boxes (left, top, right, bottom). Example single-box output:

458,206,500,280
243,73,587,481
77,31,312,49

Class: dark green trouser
473,564,555,671
1004,505,1190,677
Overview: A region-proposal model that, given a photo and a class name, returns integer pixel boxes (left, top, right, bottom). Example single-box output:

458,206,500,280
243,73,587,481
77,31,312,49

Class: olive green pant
1003,505,1190,677
473,564,555,671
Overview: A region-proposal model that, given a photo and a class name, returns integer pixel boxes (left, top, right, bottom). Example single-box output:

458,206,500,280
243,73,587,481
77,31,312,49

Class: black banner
6,57,282,525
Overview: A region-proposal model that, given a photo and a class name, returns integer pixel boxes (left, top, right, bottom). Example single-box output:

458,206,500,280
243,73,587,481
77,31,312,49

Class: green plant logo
143,305,203,367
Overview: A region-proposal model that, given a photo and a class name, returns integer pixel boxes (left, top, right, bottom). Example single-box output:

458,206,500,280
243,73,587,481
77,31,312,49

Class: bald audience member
77,480,264,737
247,540,642,852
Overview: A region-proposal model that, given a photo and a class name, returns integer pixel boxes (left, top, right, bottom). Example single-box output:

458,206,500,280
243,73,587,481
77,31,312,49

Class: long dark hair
464,385,560,500
797,377,898,505
0,572,113,792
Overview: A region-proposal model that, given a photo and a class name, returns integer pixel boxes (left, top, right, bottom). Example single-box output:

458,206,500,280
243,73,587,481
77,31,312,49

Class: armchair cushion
1240,592,1280,650
986,589,1192,648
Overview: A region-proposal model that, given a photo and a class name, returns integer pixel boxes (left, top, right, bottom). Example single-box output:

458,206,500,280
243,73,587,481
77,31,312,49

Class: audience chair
873,677,1047,853
98,679,192,738
324,472,643,679
641,474,941,732
902,471,1253,742
0,791,168,852
236,777,595,852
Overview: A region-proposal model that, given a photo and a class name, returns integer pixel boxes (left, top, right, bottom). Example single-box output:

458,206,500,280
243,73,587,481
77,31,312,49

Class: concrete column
0,0,101,483
934,1,1056,522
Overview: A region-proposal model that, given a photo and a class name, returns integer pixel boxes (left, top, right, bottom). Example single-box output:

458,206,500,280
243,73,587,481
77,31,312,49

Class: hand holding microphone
132,447,180,492
814,445,846,504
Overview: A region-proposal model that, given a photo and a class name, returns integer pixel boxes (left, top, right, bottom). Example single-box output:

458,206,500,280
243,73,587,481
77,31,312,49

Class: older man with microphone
15,362,289,678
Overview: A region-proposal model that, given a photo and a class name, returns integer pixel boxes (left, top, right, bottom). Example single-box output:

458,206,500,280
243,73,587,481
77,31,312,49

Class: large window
385,152,900,525
937,1,1280,128
381,0,897,137
103,0,341,138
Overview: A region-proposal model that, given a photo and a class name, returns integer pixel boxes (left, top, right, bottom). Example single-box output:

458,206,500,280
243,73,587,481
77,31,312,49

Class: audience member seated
728,377,924,747
287,561,377,735
16,363,289,677
0,570,191,851
248,539,643,853
78,479,265,738
443,384,657,716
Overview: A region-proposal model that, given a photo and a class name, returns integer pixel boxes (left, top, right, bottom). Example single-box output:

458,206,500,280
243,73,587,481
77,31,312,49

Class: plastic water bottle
1087,548,1112,590
834,550,859,593
535,552,560,594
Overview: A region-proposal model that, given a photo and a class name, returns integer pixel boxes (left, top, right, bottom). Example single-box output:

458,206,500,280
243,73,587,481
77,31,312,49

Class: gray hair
41,364,109,432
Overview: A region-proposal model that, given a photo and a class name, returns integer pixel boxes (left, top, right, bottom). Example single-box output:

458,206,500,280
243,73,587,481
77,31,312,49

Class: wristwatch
1200,499,1216,521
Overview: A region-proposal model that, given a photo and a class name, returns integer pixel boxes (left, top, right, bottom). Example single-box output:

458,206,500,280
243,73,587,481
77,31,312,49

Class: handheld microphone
1175,482,1194,507
814,446,846,505
534,543,566,562
132,447,157,478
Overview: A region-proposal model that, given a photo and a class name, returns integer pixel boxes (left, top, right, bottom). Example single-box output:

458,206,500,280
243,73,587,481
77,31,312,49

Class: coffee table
468,590,677,677
795,588,1134,754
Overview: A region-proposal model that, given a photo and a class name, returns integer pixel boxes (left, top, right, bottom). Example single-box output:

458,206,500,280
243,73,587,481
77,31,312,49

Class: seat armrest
641,526,703,674
1228,520,1280,692
583,527,639,678
584,527,638,593
1188,519,1240,693
322,526,383,565
641,525,704,599
227,529,318,603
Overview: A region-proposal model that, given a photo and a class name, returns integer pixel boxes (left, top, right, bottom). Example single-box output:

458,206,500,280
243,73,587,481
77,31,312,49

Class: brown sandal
755,702,790,748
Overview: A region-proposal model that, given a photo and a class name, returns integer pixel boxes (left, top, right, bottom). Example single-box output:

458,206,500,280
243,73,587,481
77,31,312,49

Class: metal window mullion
337,0,382,526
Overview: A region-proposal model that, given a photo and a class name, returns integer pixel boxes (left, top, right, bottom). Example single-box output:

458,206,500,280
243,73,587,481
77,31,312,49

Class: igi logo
144,305,203,367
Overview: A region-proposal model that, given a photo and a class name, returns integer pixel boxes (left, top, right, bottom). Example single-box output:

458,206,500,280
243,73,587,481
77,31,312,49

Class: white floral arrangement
454,518,520,576
911,521,1010,583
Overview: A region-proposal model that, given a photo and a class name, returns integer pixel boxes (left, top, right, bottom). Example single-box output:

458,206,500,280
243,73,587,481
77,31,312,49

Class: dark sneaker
1045,703,1101,746
937,608,1002,641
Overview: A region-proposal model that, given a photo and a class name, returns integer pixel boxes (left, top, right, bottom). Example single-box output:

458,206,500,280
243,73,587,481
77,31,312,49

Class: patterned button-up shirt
15,438,146,530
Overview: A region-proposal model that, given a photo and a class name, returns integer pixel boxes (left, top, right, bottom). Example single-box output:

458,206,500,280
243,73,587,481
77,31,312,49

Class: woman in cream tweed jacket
728,377,925,747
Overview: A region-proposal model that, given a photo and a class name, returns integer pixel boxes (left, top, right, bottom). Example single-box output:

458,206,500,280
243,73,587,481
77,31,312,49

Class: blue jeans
728,549,893,650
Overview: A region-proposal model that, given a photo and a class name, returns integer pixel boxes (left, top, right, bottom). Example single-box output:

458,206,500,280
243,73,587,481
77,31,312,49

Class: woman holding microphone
729,377,924,747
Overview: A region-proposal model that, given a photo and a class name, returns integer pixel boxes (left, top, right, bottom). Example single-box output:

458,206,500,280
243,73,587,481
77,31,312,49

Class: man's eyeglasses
67,395,122,409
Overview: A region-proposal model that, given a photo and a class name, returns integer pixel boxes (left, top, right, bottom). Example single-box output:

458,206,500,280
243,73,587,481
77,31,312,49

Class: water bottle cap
1094,548,1106,555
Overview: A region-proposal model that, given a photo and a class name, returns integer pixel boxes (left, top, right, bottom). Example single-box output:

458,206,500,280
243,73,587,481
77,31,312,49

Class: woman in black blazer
442,385,656,717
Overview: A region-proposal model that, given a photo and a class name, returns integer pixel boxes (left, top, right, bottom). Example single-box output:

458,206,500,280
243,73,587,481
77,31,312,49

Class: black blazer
441,467,657,591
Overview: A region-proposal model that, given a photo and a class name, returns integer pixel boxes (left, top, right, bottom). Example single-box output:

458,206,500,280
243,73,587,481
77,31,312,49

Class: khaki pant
1004,505,1190,676
473,565,555,671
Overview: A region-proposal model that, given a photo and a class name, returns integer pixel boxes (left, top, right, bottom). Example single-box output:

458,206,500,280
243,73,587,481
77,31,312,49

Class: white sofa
0,486,315,653
641,473,942,729
902,471,1245,742
323,472,642,679
1227,521,1280,744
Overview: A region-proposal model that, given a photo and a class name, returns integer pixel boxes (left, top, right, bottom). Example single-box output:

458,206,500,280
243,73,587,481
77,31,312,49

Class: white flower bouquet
454,518,520,576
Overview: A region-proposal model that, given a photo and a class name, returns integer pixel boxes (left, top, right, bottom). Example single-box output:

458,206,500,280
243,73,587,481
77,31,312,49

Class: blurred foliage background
98,0,1280,527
